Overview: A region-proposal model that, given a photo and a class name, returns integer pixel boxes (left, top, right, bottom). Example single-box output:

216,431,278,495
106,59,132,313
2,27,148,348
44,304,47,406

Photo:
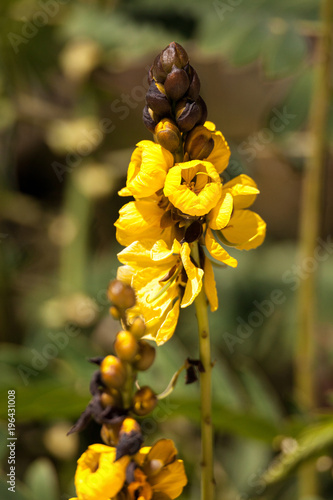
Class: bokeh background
0,0,333,499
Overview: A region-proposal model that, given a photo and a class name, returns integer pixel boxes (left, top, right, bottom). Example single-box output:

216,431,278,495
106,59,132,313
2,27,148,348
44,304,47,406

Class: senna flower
70,439,187,500
117,239,203,344
119,141,174,199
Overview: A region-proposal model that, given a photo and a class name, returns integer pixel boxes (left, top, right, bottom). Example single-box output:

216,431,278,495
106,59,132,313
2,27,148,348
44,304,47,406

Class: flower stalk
192,242,215,500
295,0,333,496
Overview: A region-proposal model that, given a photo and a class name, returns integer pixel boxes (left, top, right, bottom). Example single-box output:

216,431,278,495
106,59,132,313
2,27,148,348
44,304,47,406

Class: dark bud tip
164,67,190,101
185,125,214,160
143,105,158,133
146,81,171,116
155,118,181,153
116,418,144,460
196,96,208,125
184,221,203,243
175,98,201,132
187,66,201,100
160,42,189,73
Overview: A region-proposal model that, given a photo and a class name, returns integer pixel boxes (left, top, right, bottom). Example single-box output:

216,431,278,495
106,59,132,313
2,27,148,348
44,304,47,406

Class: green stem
192,243,215,500
295,0,333,496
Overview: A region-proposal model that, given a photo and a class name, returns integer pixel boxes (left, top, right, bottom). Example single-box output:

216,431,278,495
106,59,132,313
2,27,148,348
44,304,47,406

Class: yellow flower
73,444,129,500
130,439,187,500
204,174,265,266
163,160,222,217
119,141,174,199
115,199,173,248
117,239,203,345
204,121,231,174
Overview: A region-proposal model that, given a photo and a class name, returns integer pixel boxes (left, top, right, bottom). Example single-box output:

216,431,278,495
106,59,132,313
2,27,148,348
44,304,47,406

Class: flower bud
116,418,144,460
143,105,159,133
187,66,200,100
164,67,190,101
100,388,122,408
100,355,127,389
196,96,208,125
146,81,171,116
101,422,122,446
110,305,121,320
130,317,146,339
160,42,189,73
175,98,201,132
155,119,181,153
184,125,214,160
133,341,156,371
108,280,136,310
132,386,157,416
114,330,138,362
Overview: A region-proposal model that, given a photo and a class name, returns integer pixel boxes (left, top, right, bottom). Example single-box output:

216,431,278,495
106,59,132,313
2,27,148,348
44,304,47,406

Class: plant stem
192,243,215,500
295,0,333,496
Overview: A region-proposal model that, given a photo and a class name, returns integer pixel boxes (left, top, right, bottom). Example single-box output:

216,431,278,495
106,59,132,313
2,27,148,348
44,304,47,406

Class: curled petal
150,460,188,498
206,130,230,174
224,174,259,209
205,228,238,268
204,256,218,312
222,210,266,250
180,243,203,307
207,191,233,230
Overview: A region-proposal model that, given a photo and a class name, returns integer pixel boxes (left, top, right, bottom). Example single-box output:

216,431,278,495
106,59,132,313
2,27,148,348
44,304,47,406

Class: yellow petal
222,210,266,250
75,445,129,500
150,460,187,498
115,201,171,247
146,439,177,468
125,141,174,198
205,228,238,268
154,298,180,345
206,130,230,174
203,121,216,132
204,256,218,312
118,186,132,197
180,243,203,308
207,191,233,230
224,174,259,209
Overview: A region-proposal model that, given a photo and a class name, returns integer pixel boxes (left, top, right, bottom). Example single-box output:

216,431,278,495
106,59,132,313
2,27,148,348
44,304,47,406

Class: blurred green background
0,0,333,499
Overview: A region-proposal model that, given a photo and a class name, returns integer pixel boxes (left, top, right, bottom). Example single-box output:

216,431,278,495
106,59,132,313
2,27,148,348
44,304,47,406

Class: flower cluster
69,280,187,500
116,42,266,345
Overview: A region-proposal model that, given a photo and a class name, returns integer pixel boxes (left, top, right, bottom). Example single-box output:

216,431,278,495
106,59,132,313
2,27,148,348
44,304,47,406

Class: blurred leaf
263,26,307,78
171,399,279,442
259,417,333,487
0,475,31,500
25,458,59,500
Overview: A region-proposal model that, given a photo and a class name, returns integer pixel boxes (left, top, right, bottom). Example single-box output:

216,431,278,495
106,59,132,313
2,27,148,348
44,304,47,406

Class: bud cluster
68,280,159,459
143,42,208,153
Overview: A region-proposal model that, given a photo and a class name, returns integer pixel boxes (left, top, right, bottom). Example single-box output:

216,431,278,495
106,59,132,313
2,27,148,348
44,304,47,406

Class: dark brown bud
133,341,156,371
155,118,181,153
100,355,127,389
160,42,189,73
151,55,168,83
108,280,136,310
143,105,158,133
146,81,171,116
196,96,208,125
184,220,203,243
187,66,201,100
101,422,122,446
114,330,138,362
164,67,190,101
184,125,214,160
110,306,121,320
175,98,201,132
132,386,158,416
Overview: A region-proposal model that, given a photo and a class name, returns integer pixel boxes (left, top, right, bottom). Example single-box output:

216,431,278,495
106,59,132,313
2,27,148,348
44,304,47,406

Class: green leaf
259,417,333,486
263,26,307,78
25,458,59,500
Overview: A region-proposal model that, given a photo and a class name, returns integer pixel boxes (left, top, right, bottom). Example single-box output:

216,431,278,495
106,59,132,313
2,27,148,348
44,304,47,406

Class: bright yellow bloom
117,239,203,345
163,160,222,217
72,444,129,500
71,440,187,500
132,439,187,499
115,199,173,248
119,140,174,199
